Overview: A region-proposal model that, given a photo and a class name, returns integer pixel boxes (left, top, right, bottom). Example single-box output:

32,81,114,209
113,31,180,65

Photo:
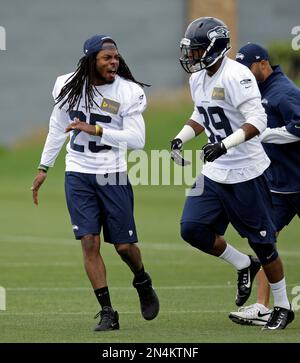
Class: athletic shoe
262,306,295,330
235,255,261,306
133,272,160,320
229,303,272,326
94,306,120,331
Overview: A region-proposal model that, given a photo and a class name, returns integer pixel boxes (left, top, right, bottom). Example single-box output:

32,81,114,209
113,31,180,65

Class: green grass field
0,101,300,343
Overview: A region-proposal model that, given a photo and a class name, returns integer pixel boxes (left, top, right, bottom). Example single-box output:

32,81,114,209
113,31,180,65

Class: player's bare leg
81,234,119,331
263,256,284,283
256,230,280,307
115,243,159,320
81,234,107,288
209,235,226,256
256,269,271,307
114,243,143,273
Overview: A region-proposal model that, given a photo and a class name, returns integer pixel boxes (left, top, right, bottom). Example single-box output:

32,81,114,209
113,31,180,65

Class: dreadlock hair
55,51,150,112
118,55,150,88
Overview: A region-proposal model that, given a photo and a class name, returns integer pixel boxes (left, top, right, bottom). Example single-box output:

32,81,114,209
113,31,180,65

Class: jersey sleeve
39,105,70,167
226,66,261,109
278,92,300,137
101,86,146,150
120,87,147,117
189,75,204,125
259,126,300,144
39,77,70,167
238,97,268,133
190,104,204,126
101,113,145,150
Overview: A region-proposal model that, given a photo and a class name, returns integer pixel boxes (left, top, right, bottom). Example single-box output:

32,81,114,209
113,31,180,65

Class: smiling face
94,42,120,84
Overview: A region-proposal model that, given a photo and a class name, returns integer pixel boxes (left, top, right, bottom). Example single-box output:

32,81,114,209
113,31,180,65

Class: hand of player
31,170,47,205
65,118,102,136
170,138,183,152
170,138,191,166
202,141,227,162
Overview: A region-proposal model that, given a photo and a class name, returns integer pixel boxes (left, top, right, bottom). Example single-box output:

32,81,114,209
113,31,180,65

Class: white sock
269,278,290,309
219,243,250,270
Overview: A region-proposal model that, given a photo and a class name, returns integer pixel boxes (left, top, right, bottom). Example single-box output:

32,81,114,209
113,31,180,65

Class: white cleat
229,303,272,326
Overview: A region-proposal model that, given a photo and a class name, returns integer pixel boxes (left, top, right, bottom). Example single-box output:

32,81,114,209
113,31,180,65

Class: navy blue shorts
65,171,138,243
271,192,300,231
181,175,277,244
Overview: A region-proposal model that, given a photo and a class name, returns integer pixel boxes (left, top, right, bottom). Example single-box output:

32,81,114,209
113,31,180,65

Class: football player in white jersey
31,35,159,331
171,17,294,329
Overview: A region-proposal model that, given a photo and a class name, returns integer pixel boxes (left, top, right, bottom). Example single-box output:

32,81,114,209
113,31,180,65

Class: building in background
0,0,299,145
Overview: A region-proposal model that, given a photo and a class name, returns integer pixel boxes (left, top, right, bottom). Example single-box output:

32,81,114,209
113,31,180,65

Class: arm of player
203,97,266,162
40,106,70,167
64,117,144,148
257,93,300,144
277,93,300,138
31,105,70,205
170,117,204,166
31,171,48,206
259,126,300,144
99,113,145,150
66,89,146,149
65,118,100,135
92,87,146,150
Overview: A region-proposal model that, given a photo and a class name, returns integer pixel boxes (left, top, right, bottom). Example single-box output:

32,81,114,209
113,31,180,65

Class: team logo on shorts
100,98,120,114
212,87,225,100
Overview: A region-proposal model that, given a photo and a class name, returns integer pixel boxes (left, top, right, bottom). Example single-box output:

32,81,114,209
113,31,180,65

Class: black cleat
235,255,261,307
133,272,160,320
262,306,294,330
94,306,120,331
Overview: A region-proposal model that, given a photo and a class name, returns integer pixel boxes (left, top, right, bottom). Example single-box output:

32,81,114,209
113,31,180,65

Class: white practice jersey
40,74,146,174
190,57,270,184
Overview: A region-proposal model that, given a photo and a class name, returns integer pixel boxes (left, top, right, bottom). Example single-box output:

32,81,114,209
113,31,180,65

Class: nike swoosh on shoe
257,311,271,318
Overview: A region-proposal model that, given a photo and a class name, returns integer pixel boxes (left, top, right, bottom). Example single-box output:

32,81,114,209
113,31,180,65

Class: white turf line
0,310,229,316
1,234,300,256
5,283,297,292
1,260,299,267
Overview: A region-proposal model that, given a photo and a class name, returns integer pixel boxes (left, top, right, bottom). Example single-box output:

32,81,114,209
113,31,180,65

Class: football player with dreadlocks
31,35,159,331
170,17,294,330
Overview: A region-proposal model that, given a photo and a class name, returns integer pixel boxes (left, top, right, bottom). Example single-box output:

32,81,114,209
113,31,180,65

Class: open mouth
108,70,117,76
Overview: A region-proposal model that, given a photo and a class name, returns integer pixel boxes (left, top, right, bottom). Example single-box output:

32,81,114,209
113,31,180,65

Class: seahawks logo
240,79,252,85
236,53,245,60
207,26,229,40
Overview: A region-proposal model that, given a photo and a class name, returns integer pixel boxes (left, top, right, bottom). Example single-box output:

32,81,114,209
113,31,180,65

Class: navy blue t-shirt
259,66,300,193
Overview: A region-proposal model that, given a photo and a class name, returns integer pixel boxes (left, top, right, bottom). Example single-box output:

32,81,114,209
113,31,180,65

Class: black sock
134,265,147,283
94,287,112,309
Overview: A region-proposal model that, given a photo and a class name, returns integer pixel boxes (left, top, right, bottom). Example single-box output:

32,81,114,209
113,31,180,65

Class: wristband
222,129,245,150
95,125,101,136
175,125,196,144
38,164,49,173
